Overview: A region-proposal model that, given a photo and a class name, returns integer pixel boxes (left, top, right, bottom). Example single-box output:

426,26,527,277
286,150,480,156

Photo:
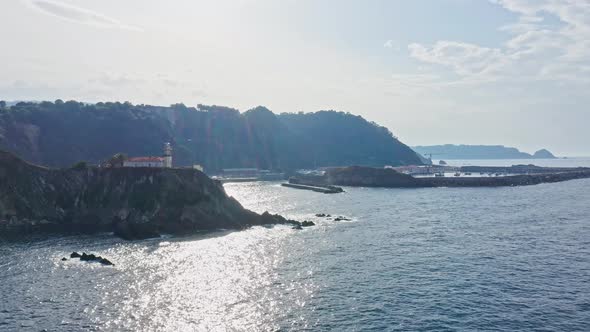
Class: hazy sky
1,0,589,155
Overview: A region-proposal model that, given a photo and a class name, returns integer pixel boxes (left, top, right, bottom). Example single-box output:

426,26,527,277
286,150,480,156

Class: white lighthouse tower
163,142,173,168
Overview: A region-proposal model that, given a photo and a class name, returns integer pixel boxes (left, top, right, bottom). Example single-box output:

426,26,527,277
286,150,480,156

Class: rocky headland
0,150,297,240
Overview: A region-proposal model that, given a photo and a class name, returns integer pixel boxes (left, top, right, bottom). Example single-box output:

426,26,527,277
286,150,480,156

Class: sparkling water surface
1,163,590,331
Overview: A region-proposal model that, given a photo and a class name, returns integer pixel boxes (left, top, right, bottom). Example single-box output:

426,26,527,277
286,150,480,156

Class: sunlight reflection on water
2,179,590,331
86,225,312,331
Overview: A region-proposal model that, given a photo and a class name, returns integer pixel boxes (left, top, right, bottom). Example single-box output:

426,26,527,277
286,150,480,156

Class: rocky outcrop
0,150,296,239
66,252,114,266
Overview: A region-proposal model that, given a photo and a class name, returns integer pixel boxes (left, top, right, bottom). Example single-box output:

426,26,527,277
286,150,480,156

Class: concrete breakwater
460,165,590,175
419,170,590,187
281,182,344,194
293,166,590,188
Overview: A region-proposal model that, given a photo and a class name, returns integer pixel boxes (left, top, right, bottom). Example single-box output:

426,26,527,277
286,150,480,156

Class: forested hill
0,100,423,171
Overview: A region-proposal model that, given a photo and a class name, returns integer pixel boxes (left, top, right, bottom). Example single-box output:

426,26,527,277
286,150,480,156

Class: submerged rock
334,216,351,221
99,258,114,266
80,253,96,261
68,252,115,266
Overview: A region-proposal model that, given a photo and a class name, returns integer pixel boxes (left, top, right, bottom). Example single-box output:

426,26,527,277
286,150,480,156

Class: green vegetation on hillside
0,100,422,171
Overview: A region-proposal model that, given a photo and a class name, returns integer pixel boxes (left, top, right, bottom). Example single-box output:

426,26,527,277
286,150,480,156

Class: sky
0,0,589,156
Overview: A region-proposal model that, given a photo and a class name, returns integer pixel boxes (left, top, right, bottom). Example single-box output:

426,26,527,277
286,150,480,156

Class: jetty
459,165,589,175
281,179,344,194
281,183,344,194
290,165,590,189
217,177,260,183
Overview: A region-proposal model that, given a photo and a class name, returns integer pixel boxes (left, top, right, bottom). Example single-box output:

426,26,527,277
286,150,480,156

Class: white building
123,156,165,168
123,143,173,168
163,142,172,168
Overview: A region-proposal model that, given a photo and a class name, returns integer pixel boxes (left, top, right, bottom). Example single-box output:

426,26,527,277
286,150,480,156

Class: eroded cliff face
0,150,293,239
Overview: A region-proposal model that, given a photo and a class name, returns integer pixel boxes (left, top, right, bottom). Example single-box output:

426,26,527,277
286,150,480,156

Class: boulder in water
301,220,315,227
80,253,98,261
334,216,351,221
99,258,114,266
70,252,114,266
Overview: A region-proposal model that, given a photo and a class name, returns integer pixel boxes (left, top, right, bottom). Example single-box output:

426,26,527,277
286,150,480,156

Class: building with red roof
122,143,173,168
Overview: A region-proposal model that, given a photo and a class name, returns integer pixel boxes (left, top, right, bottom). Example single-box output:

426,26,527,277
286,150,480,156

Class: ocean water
1,170,590,331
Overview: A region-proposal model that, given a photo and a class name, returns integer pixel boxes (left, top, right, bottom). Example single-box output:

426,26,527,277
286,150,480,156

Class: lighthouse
163,142,173,168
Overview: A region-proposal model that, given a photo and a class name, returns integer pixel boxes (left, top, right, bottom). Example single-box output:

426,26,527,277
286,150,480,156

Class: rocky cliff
0,150,295,239
0,101,423,171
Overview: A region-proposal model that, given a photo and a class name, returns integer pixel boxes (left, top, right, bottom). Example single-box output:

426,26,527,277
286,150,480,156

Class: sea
1,158,590,331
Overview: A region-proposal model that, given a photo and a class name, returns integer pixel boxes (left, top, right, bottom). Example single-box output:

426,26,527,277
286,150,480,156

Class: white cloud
408,0,590,85
88,73,147,88
408,41,507,77
383,39,400,50
25,0,142,31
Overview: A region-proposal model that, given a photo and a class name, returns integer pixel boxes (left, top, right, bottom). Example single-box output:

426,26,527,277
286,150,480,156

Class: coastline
0,150,298,240
291,165,590,189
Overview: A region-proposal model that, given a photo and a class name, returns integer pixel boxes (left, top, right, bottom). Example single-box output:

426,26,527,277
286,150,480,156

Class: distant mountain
412,144,557,160
532,149,556,159
0,100,423,171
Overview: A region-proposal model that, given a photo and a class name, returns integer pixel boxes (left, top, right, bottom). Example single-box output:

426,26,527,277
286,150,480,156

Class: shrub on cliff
71,161,88,170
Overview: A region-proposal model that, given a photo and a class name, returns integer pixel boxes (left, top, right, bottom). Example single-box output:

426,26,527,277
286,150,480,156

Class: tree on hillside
0,100,422,170
71,161,88,170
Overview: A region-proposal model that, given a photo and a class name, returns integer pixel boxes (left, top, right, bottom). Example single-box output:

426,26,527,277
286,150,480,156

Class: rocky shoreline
0,150,299,240
2,148,588,240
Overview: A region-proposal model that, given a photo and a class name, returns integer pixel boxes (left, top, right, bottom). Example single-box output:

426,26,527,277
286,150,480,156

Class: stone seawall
460,165,590,174
417,171,590,187
293,166,590,189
